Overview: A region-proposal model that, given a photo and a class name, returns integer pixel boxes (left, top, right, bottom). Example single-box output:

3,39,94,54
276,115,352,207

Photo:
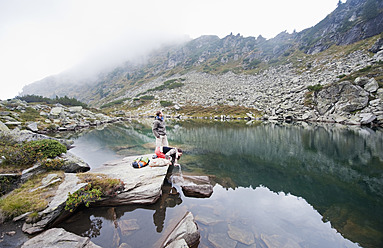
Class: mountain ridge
20,0,383,115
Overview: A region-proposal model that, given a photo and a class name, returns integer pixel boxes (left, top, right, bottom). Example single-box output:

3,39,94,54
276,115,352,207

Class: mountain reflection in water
56,120,383,248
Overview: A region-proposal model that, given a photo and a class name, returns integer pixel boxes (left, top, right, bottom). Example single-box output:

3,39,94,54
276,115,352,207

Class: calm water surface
55,119,383,248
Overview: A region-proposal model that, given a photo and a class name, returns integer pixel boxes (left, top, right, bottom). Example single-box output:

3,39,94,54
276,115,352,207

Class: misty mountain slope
20,0,383,110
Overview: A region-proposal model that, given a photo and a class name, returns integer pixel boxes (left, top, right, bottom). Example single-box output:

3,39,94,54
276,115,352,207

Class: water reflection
58,120,382,248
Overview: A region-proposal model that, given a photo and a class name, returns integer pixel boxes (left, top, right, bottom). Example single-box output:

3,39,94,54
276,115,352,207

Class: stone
354,76,369,86
0,121,10,133
208,233,237,248
364,78,379,93
22,174,87,234
161,212,200,248
90,154,169,205
21,228,101,248
50,107,64,116
118,219,140,236
60,152,91,173
26,122,38,132
227,224,255,245
68,106,83,113
182,184,213,198
359,113,377,125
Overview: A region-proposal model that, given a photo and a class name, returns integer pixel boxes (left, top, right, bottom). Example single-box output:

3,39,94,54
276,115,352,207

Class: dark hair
177,148,183,153
156,111,162,116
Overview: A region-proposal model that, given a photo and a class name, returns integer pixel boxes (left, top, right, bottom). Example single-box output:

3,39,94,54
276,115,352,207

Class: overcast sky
0,0,343,100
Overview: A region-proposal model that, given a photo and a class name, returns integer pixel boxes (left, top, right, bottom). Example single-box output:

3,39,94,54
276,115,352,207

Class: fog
0,0,342,100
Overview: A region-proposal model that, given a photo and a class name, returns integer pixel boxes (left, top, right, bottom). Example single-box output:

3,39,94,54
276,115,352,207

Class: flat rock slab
21,228,101,248
91,154,169,205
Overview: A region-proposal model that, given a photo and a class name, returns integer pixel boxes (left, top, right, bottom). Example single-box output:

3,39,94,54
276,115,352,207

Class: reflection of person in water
153,180,182,232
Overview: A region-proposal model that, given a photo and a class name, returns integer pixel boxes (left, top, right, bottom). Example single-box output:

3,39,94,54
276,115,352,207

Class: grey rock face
22,173,87,235
162,212,200,248
314,81,369,115
21,228,101,248
60,152,90,173
91,154,169,205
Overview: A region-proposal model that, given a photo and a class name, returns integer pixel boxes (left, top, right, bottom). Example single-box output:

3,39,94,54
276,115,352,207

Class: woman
152,110,168,148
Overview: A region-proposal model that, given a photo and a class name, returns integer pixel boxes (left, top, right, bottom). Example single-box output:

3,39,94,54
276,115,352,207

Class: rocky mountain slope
20,0,383,126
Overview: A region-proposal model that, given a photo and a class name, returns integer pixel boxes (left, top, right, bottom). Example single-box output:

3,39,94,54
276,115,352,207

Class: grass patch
0,172,64,220
178,105,261,118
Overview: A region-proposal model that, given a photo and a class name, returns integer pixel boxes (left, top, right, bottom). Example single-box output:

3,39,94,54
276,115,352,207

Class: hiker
155,146,183,166
152,110,168,148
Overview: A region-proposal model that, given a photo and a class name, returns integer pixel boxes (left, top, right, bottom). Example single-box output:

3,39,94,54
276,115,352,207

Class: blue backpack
132,157,150,168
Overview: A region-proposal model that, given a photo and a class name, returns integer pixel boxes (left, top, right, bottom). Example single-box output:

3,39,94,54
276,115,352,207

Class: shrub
65,174,123,212
160,101,173,107
307,84,323,92
41,158,65,170
26,139,67,159
65,183,102,212
0,139,66,168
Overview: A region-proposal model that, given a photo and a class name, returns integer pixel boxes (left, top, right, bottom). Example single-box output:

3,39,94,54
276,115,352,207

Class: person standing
152,110,168,148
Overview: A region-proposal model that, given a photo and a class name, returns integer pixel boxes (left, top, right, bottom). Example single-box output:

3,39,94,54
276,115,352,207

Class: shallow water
52,120,383,247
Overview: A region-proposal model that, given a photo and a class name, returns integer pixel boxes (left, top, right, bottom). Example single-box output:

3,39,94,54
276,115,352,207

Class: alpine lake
39,119,383,247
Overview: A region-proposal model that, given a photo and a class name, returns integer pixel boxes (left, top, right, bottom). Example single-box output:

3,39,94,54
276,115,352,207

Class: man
152,110,168,148
155,146,183,166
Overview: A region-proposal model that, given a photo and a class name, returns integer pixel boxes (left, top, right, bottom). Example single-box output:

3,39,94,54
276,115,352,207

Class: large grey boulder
91,154,170,205
162,212,200,248
314,81,369,115
0,120,10,133
22,173,87,234
21,228,101,248
172,175,214,198
364,78,379,93
60,152,90,173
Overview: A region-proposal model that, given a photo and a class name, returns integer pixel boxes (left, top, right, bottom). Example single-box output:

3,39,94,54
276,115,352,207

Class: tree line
16,95,88,108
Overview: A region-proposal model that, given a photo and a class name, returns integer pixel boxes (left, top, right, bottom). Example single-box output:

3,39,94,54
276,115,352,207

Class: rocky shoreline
0,126,204,247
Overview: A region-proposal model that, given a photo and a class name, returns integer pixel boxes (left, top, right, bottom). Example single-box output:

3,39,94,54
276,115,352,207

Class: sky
0,0,343,100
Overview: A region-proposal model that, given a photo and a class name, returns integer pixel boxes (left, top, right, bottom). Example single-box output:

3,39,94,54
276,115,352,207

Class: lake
55,119,383,248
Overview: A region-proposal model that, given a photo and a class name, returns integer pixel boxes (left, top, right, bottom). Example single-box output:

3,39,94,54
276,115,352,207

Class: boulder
364,78,379,93
172,175,214,198
26,122,38,132
60,152,90,173
68,106,83,113
90,154,170,205
21,228,101,248
315,81,369,115
50,107,64,116
162,212,200,248
0,120,10,132
22,173,87,234
359,113,377,125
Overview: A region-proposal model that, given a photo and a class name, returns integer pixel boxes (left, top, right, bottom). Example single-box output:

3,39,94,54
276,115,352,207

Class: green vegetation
0,135,67,173
17,95,88,108
160,101,173,107
178,105,261,118
338,64,383,87
100,98,130,109
139,78,185,96
307,84,323,92
65,173,123,212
